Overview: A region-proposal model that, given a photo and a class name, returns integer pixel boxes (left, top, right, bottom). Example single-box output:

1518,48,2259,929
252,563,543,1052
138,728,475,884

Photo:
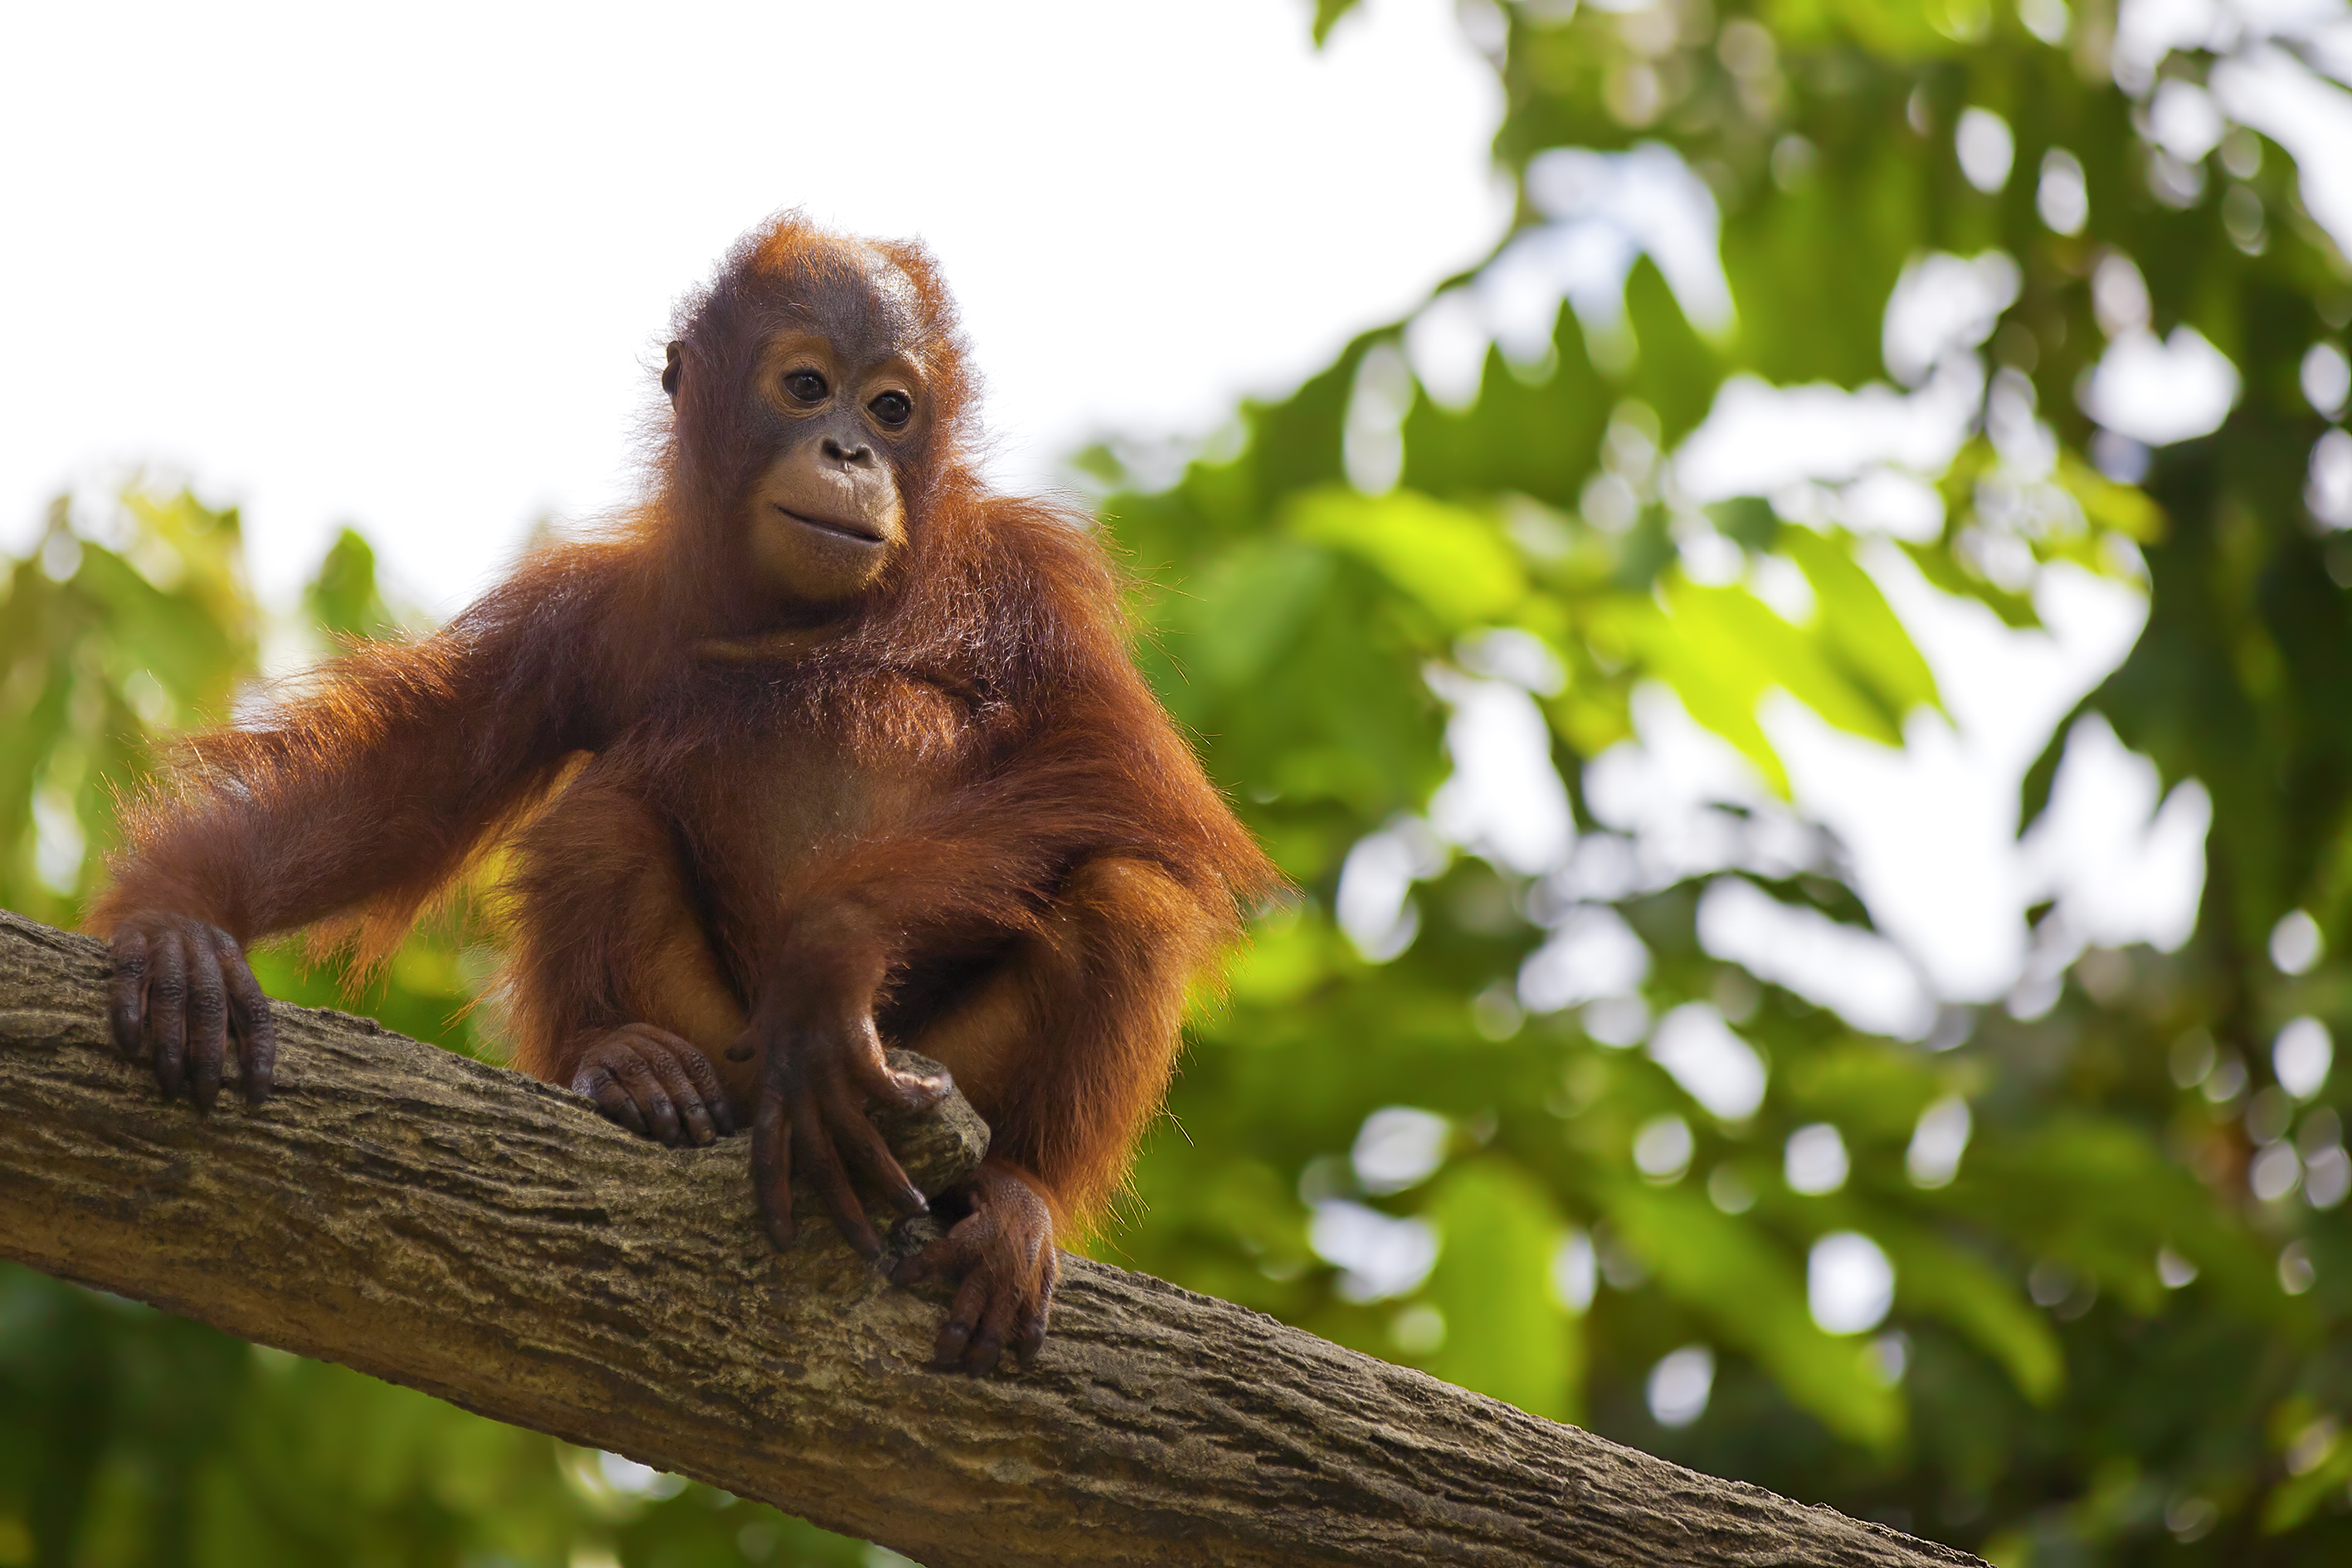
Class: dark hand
891,1162,1059,1374
571,1024,734,1147
107,913,275,1110
741,999,947,1257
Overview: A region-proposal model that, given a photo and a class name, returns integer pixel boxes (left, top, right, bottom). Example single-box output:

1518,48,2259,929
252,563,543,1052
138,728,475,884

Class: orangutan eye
784,369,828,403
869,391,913,428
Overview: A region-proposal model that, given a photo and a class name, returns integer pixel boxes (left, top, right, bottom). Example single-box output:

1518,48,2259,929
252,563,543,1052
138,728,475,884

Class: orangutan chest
665,672,971,884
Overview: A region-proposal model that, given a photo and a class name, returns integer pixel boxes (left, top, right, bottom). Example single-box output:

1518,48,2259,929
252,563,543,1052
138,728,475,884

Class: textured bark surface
0,909,1980,1568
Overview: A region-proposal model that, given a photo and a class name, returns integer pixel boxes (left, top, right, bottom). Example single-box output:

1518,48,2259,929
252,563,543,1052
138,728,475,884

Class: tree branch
0,911,1978,1568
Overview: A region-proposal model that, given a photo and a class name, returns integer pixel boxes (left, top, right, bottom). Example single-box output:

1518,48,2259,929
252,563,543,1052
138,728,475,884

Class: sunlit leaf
1287,488,1526,629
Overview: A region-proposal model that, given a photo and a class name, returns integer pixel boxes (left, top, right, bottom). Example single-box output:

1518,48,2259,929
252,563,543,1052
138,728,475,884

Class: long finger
572,1059,650,1137
752,1079,795,1249
1016,1249,1059,1361
827,1089,928,1216
964,1277,1023,1376
217,934,276,1104
631,1033,716,1147
109,928,150,1061
795,1094,879,1258
184,937,227,1112
1013,1297,1049,1362
935,1269,991,1367
660,1031,735,1137
612,1045,681,1147
146,928,190,1101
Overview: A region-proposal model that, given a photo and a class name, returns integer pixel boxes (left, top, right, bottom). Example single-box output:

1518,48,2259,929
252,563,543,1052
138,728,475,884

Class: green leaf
2053,455,2165,545
1764,0,1973,56
1971,1116,2295,1327
1151,537,1336,692
1420,1159,1579,1423
1287,488,1526,629
1875,1220,2062,1405
1598,569,1926,793
1608,1183,1905,1449
1310,0,1361,46
1777,527,1943,722
304,528,400,642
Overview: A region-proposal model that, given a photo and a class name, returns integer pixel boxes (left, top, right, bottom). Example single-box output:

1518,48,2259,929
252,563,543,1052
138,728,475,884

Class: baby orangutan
92,213,1276,1374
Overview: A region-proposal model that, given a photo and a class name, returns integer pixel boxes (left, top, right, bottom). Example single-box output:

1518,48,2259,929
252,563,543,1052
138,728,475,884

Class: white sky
0,0,1511,612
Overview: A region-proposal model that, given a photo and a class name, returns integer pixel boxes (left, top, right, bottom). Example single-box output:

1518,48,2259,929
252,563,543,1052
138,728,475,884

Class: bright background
0,0,1510,608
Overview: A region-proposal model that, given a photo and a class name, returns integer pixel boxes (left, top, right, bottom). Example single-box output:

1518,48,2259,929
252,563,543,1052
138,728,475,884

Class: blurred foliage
5,0,2352,1564
1091,0,2352,1562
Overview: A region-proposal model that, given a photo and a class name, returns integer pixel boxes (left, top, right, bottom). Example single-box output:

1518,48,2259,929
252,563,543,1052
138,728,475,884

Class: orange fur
93,212,1279,1232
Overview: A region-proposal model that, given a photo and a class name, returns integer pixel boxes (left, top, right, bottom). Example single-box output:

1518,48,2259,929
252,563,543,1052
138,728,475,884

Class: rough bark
0,910,1978,1568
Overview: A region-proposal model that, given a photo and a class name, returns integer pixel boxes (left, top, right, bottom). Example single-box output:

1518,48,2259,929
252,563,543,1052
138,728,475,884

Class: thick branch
0,911,1977,1568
